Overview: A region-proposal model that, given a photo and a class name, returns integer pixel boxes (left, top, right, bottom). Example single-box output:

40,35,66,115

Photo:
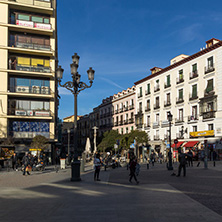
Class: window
131,99,134,105
126,127,128,134
179,89,183,99
147,100,150,109
193,126,197,132
207,57,213,68
18,14,30,21
125,113,128,120
139,102,142,111
131,126,134,131
131,112,134,119
179,69,183,79
125,101,128,107
192,106,197,118
167,75,170,86
155,97,159,107
206,79,214,93
147,116,150,126
31,16,43,23
167,93,170,103
192,63,197,72
139,87,142,97
207,102,214,112
208,124,214,130
156,113,159,123
179,109,183,121
192,84,197,98
147,83,150,94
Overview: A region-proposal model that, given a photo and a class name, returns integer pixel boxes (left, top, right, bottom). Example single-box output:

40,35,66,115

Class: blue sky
57,0,222,120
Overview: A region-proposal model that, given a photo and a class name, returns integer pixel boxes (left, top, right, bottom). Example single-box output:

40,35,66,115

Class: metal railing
189,71,198,79
9,85,53,95
154,85,160,92
176,77,184,84
205,64,215,74
8,0,52,8
164,101,171,107
9,40,51,51
188,115,198,122
176,97,184,104
202,111,216,119
164,82,171,88
189,93,198,100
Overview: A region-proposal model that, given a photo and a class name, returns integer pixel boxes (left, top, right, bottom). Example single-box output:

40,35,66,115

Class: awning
183,141,199,148
171,141,184,148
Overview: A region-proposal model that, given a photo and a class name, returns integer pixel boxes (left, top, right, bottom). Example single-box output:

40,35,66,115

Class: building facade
0,0,58,155
112,86,136,134
135,38,222,154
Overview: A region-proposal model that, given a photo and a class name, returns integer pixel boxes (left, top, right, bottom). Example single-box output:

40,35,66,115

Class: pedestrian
176,149,191,177
150,152,155,166
129,156,139,184
187,149,193,167
12,59,17,70
22,152,32,176
9,58,12,70
213,150,217,167
94,153,101,181
11,152,18,171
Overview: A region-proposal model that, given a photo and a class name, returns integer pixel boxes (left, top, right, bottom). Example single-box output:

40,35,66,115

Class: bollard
104,165,107,171
80,159,84,173
214,161,216,167
147,163,149,169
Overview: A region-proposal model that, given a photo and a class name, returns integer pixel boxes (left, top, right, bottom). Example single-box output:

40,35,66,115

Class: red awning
183,141,199,148
171,141,184,148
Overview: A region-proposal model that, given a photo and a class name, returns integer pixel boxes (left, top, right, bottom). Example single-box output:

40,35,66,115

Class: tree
31,135,48,150
128,130,149,146
97,130,121,152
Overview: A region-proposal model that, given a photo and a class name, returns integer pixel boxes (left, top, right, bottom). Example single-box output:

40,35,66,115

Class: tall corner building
0,0,58,157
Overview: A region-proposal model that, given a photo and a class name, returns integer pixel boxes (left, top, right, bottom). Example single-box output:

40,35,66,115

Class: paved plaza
0,161,222,222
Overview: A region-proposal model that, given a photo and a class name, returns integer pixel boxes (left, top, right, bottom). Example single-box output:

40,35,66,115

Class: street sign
130,144,135,149
114,144,118,149
174,139,178,144
166,144,170,148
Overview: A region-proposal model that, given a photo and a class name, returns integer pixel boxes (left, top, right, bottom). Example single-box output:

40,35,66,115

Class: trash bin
60,158,66,169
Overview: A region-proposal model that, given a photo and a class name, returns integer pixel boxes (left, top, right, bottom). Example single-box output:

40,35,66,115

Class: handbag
26,165,32,172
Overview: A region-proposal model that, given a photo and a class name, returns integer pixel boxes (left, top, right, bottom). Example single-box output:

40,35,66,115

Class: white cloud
58,87,73,95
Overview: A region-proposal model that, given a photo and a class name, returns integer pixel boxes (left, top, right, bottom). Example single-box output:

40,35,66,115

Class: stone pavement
0,161,222,222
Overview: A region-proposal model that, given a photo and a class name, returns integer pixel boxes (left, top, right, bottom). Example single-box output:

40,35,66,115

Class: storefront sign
34,23,51,30
15,110,26,116
35,111,50,117
27,110,34,116
190,130,214,137
16,20,33,28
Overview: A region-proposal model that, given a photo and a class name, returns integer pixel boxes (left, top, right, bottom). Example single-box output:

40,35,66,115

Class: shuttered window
18,14,30,21
31,58,44,66
17,57,30,66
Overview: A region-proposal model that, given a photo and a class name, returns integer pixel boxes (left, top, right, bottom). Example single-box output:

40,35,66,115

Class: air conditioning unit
15,86,29,93
41,86,49,94
32,85,40,94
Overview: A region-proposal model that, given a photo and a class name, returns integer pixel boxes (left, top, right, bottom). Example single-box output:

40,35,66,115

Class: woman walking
129,156,139,184
94,153,101,181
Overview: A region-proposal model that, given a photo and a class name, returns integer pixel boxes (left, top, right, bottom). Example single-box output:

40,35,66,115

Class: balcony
136,123,143,129
129,118,134,124
114,122,118,126
144,124,150,129
10,85,52,95
119,121,123,126
137,109,143,114
161,120,169,127
202,111,216,120
176,97,184,104
154,135,160,141
204,89,215,97
145,106,151,112
154,85,160,92
137,93,143,98
8,108,52,117
124,106,128,111
129,105,134,110
175,118,184,124
189,71,198,80
114,110,118,114
176,133,184,139
154,104,160,110
153,122,159,129
188,115,199,122
205,64,215,74
176,77,184,84
119,108,123,113
189,93,198,101
145,90,151,95
164,101,171,107
164,134,168,140
8,0,52,8
9,40,51,51
124,119,128,125
164,83,171,89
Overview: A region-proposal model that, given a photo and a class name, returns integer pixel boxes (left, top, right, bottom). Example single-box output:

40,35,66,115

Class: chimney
150,67,162,75
206,38,220,48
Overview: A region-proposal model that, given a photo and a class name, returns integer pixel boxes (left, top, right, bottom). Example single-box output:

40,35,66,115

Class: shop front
0,145,15,168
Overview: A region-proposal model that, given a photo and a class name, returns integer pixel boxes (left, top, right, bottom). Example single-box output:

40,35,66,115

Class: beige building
0,0,58,154
135,38,222,155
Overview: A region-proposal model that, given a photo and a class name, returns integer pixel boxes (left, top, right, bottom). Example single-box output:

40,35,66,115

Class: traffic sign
174,139,178,144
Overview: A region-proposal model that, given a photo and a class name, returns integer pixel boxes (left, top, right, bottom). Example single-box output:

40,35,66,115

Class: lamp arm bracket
58,80,75,94
77,81,93,94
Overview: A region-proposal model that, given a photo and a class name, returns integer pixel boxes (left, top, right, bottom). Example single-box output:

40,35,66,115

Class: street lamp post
57,53,95,181
92,126,98,154
67,128,70,164
168,112,173,170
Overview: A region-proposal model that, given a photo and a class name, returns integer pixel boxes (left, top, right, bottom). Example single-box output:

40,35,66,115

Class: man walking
22,152,32,176
11,152,18,171
177,149,191,177
129,156,139,184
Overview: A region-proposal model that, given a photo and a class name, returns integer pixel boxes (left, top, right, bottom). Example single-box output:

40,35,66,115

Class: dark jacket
22,155,31,165
179,153,191,165
11,154,18,163
129,160,137,171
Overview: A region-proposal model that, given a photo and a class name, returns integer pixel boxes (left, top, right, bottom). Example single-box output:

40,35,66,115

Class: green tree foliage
128,130,149,146
97,130,120,152
31,135,48,150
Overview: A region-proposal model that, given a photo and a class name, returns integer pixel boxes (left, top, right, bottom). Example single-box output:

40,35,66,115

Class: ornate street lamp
57,53,95,181
168,112,173,170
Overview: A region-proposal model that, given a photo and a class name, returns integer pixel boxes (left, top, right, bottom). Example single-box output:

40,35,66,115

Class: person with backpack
176,149,191,177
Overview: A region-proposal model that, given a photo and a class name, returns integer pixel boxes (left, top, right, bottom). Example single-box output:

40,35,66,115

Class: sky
57,0,222,120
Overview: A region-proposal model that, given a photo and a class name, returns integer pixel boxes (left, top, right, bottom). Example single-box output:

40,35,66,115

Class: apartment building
112,86,136,134
135,38,222,154
0,0,58,154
